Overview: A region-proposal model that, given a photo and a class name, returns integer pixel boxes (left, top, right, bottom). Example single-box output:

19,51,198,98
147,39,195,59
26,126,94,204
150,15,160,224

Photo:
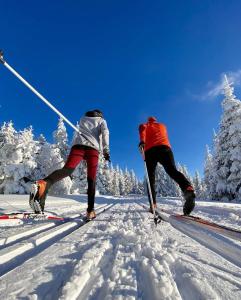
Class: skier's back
139,116,195,215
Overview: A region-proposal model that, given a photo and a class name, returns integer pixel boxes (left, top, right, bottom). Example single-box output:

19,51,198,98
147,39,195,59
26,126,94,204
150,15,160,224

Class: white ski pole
141,149,160,225
0,50,83,136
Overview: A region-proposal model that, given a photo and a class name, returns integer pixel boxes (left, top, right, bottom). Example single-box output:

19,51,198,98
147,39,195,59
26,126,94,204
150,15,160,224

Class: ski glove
103,151,111,162
138,141,145,153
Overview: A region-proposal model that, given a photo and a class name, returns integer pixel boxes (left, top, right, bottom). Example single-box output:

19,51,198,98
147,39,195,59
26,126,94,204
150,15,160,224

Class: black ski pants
145,145,191,205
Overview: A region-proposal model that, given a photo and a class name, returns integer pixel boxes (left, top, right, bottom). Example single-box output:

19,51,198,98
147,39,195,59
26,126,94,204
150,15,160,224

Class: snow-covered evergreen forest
0,118,145,196
1,76,241,201
0,116,202,197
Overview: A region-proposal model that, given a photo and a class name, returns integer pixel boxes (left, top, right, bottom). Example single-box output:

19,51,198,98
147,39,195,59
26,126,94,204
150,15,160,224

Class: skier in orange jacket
139,116,195,215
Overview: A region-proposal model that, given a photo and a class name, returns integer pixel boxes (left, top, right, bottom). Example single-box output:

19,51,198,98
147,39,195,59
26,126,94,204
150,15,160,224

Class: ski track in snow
0,195,241,300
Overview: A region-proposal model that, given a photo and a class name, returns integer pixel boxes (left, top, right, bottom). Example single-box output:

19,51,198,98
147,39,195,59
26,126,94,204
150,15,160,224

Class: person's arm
101,120,110,161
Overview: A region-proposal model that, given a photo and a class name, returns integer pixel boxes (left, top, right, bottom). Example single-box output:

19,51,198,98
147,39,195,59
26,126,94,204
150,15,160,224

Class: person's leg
44,146,85,189
85,149,99,213
158,146,195,215
145,148,158,207
158,147,191,191
43,168,74,189
31,145,85,212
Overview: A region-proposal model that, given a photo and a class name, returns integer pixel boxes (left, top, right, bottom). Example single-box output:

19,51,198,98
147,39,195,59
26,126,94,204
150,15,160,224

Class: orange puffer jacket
139,117,171,151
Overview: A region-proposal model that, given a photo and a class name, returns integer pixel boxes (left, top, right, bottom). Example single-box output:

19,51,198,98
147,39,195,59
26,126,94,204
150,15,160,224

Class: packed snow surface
0,195,241,300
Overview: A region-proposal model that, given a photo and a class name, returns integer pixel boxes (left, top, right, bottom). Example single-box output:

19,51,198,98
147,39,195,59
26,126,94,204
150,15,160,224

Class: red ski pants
44,145,99,212
64,146,99,180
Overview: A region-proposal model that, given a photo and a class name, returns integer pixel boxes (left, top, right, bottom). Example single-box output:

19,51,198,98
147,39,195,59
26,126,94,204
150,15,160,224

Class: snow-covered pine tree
69,121,87,194
166,173,182,197
0,121,16,191
101,162,113,195
70,161,87,194
193,170,204,200
0,123,38,193
34,134,72,195
96,154,104,194
143,176,148,197
119,169,126,195
14,127,39,193
155,164,181,197
97,163,142,196
178,164,193,185
124,168,132,195
136,179,144,195
53,118,69,161
51,119,72,194
203,145,215,200
96,153,112,195
114,165,121,196
109,165,120,196
155,164,168,197
106,163,114,195
212,75,241,201
129,169,141,194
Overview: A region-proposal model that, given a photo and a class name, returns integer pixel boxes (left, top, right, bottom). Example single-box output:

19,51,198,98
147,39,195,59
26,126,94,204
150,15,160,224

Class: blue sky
1,0,241,179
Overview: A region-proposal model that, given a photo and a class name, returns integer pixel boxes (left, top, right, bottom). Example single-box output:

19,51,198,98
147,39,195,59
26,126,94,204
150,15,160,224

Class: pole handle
140,146,146,161
0,50,5,64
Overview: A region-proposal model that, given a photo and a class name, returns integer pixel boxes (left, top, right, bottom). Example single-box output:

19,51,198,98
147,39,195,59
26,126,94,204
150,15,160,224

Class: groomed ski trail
0,204,113,276
0,197,241,300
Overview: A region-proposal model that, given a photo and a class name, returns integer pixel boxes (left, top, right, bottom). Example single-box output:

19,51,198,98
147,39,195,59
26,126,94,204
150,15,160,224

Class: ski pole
0,50,89,140
141,149,160,226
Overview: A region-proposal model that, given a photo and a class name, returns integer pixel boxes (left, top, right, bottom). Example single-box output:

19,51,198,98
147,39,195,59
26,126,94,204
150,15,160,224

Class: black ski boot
183,186,195,215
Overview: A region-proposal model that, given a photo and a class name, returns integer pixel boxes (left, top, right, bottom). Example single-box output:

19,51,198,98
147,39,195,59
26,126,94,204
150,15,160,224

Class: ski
0,212,65,221
158,208,241,242
0,211,97,223
174,214,241,232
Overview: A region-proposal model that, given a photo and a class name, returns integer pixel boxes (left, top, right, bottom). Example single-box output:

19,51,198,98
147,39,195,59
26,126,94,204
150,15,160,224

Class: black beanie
93,109,103,117
85,110,103,118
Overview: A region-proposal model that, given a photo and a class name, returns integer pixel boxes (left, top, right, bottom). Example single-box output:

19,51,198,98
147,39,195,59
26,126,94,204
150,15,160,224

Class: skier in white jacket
30,109,110,219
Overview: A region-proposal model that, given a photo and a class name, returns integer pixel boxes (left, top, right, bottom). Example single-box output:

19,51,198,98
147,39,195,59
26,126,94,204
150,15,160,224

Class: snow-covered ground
0,194,241,300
